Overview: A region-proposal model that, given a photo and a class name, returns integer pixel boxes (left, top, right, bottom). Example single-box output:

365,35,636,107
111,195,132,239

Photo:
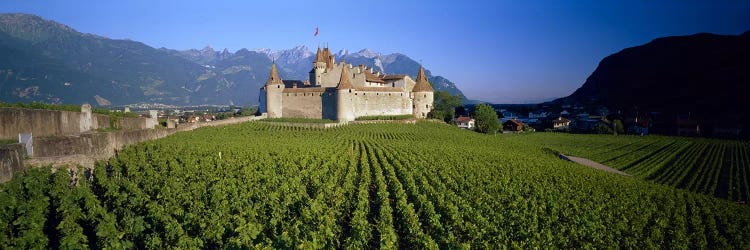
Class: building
502,119,525,133
456,116,475,129
259,47,434,122
552,116,571,130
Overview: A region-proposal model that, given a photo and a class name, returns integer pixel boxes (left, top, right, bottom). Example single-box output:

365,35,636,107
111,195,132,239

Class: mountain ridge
0,13,467,106
552,30,750,134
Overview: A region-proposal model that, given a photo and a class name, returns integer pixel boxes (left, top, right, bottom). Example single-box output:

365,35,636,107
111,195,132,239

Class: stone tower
311,47,326,85
412,66,434,118
336,64,355,122
264,62,284,118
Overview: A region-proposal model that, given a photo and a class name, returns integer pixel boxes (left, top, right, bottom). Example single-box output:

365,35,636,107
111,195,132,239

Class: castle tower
264,62,284,118
336,64,355,122
310,47,327,85
412,66,434,118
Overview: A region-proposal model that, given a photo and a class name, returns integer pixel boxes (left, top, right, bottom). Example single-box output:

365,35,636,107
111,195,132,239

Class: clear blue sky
2,0,749,103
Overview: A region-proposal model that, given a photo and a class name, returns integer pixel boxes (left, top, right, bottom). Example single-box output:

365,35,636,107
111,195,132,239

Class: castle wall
0,108,83,140
282,92,324,119
0,107,158,140
351,90,412,117
280,88,339,120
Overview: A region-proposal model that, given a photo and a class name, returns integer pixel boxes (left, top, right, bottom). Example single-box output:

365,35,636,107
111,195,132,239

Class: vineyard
2,122,750,248
517,133,750,202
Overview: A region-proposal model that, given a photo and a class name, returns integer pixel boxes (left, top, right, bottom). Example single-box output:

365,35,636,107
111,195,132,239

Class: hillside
553,31,750,132
0,13,469,106
2,122,749,248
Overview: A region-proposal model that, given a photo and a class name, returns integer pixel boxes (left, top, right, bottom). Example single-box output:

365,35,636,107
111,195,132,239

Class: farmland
517,133,750,202
2,122,750,248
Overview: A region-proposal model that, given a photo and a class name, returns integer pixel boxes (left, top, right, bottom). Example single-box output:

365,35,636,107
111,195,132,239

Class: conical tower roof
314,47,325,63
266,63,283,86
336,64,354,90
412,66,433,92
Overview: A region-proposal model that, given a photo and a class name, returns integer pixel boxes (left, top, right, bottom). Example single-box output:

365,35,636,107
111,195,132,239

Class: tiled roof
505,119,524,126
265,63,283,85
314,47,325,63
456,116,473,123
283,87,327,93
412,66,433,92
353,87,403,92
336,65,354,90
382,74,407,80
364,70,385,83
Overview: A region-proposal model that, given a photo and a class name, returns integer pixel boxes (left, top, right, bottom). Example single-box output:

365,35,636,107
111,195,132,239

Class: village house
502,119,525,133
552,116,571,130
456,116,475,130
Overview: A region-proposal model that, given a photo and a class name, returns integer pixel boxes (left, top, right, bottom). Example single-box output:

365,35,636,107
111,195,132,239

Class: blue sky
2,0,749,103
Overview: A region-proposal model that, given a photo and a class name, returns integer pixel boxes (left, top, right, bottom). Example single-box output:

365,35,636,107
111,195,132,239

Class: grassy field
1,122,749,248
513,133,750,202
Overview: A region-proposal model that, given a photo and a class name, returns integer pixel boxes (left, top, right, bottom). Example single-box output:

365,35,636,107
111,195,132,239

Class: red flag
314,26,318,36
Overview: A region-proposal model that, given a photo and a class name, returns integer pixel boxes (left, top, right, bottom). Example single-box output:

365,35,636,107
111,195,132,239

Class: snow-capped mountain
254,45,313,66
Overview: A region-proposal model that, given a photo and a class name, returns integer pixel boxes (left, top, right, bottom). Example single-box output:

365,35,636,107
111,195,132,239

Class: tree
429,91,463,123
474,104,499,134
613,119,625,135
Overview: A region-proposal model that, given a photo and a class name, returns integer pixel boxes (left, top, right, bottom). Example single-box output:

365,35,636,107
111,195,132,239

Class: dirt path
559,154,631,176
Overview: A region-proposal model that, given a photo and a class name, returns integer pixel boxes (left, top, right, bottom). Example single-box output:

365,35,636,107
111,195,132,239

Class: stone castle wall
0,108,84,140
0,107,155,140
281,89,339,120
274,88,413,120
351,90,412,117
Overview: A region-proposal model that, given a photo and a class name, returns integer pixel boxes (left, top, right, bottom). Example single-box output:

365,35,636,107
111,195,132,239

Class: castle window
277,85,280,88
389,93,391,96
424,94,427,98
355,93,357,95
348,90,352,93
426,104,429,108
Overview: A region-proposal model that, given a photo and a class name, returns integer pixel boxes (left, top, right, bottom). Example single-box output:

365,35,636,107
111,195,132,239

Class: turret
336,64,355,122
412,66,434,118
311,47,327,85
264,62,284,118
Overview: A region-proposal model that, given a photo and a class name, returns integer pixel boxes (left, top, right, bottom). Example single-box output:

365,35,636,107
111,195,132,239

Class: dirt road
560,154,631,176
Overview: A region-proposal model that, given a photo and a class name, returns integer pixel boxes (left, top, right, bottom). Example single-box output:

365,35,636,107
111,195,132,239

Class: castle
259,47,434,122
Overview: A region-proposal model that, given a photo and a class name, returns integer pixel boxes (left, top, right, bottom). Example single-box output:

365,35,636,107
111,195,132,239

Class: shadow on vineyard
2,122,750,248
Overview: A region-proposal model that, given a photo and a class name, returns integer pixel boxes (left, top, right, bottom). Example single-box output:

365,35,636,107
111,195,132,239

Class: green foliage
261,118,336,123
2,123,750,248
473,104,499,134
0,101,80,112
429,91,463,123
613,119,625,135
0,139,17,145
355,114,414,121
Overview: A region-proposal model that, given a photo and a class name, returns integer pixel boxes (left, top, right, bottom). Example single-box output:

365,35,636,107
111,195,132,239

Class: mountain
0,13,467,106
0,13,274,106
553,31,750,133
